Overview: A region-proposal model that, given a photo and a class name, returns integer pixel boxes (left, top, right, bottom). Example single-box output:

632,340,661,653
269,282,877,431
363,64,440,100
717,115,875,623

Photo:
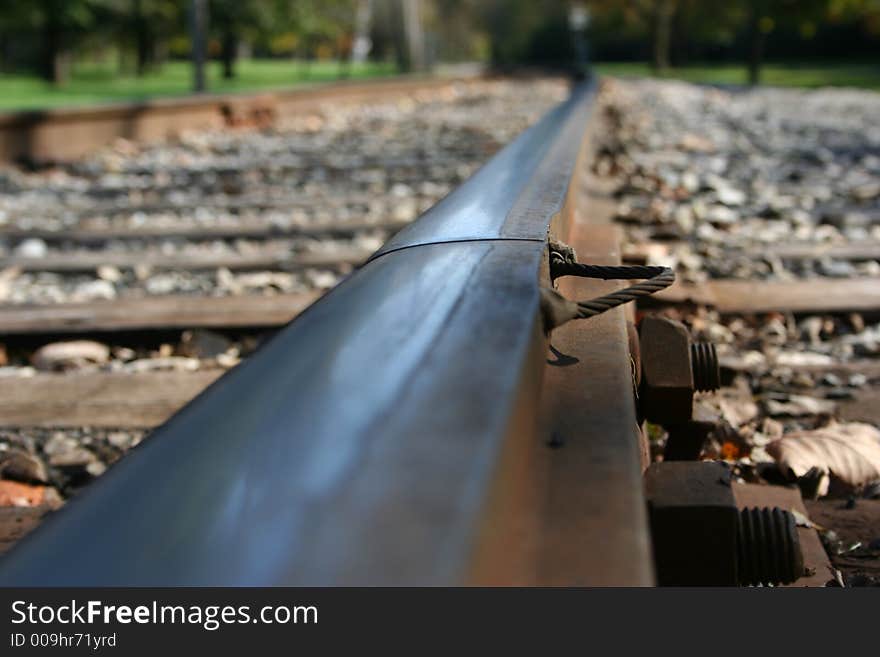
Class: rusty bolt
639,316,720,426
737,507,804,587
645,461,804,586
691,342,720,392
639,316,693,424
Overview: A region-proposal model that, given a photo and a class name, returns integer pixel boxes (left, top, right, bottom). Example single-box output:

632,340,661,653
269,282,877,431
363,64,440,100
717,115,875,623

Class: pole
191,0,208,93
401,0,425,72
351,0,374,67
568,2,591,79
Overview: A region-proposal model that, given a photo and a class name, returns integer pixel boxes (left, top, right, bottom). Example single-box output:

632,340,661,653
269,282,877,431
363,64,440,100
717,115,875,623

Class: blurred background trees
0,0,876,93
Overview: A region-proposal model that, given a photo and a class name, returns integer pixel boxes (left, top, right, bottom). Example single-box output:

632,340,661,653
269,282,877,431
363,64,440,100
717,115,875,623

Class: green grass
2,58,877,112
592,60,880,90
0,59,398,111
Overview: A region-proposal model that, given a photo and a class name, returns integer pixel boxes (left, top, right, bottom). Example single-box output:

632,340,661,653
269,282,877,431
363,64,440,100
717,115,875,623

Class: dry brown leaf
766,422,880,496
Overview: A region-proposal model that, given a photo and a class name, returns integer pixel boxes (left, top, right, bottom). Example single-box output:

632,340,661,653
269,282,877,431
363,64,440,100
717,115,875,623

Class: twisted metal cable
550,255,675,320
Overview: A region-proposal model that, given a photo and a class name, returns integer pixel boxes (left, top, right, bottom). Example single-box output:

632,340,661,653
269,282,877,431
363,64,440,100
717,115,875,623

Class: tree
319,0,360,74
272,0,358,77
746,0,773,84
668,0,744,67
5,0,101,84
94,0,183,76
210,0,274,79
401,0,426,71
652,0,676,72
478,0,567,69
127,0,181,76
744,0,830,84
587,0,678,72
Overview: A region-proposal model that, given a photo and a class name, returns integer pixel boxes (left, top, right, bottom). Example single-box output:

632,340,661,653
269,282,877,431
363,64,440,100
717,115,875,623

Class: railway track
0,76,877,585
0,78,653,585
0,79,575,576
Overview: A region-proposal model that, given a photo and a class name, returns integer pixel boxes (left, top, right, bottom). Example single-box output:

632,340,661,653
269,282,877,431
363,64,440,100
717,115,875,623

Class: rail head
0,80,597,586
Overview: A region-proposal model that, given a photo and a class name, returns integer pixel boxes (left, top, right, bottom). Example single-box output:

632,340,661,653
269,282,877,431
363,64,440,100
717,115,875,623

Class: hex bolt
690,341,720,392
737,507,804,587
639,316,695,424
646,462,806,586
639,317,722,426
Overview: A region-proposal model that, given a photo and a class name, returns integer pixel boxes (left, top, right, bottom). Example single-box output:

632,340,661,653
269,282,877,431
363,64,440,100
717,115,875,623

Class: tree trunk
652,0,674,73
43,15,67,85
671,5,688,67
337,43,351,79
400,0,425,72
302,40,315,80
117,36,130,75
221,31,237,80
747,3,765,85
135,26,151,76
134,0,150,77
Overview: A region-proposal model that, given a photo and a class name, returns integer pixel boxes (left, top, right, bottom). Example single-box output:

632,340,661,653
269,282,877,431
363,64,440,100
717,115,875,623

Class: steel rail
0,82,598,585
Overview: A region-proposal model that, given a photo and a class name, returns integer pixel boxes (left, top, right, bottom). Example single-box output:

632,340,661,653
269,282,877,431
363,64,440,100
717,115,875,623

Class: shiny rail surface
0,82,597,585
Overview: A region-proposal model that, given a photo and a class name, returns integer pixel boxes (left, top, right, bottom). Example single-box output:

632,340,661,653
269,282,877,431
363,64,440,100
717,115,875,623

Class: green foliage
210,0,275,40
1,0,878,88
272,0,357,51
477,0,572,68
2,0,100,31
474,0,879,68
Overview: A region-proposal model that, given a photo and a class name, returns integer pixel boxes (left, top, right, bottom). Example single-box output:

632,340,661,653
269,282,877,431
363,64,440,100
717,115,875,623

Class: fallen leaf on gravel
767,422,880,497
763,394,836,416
